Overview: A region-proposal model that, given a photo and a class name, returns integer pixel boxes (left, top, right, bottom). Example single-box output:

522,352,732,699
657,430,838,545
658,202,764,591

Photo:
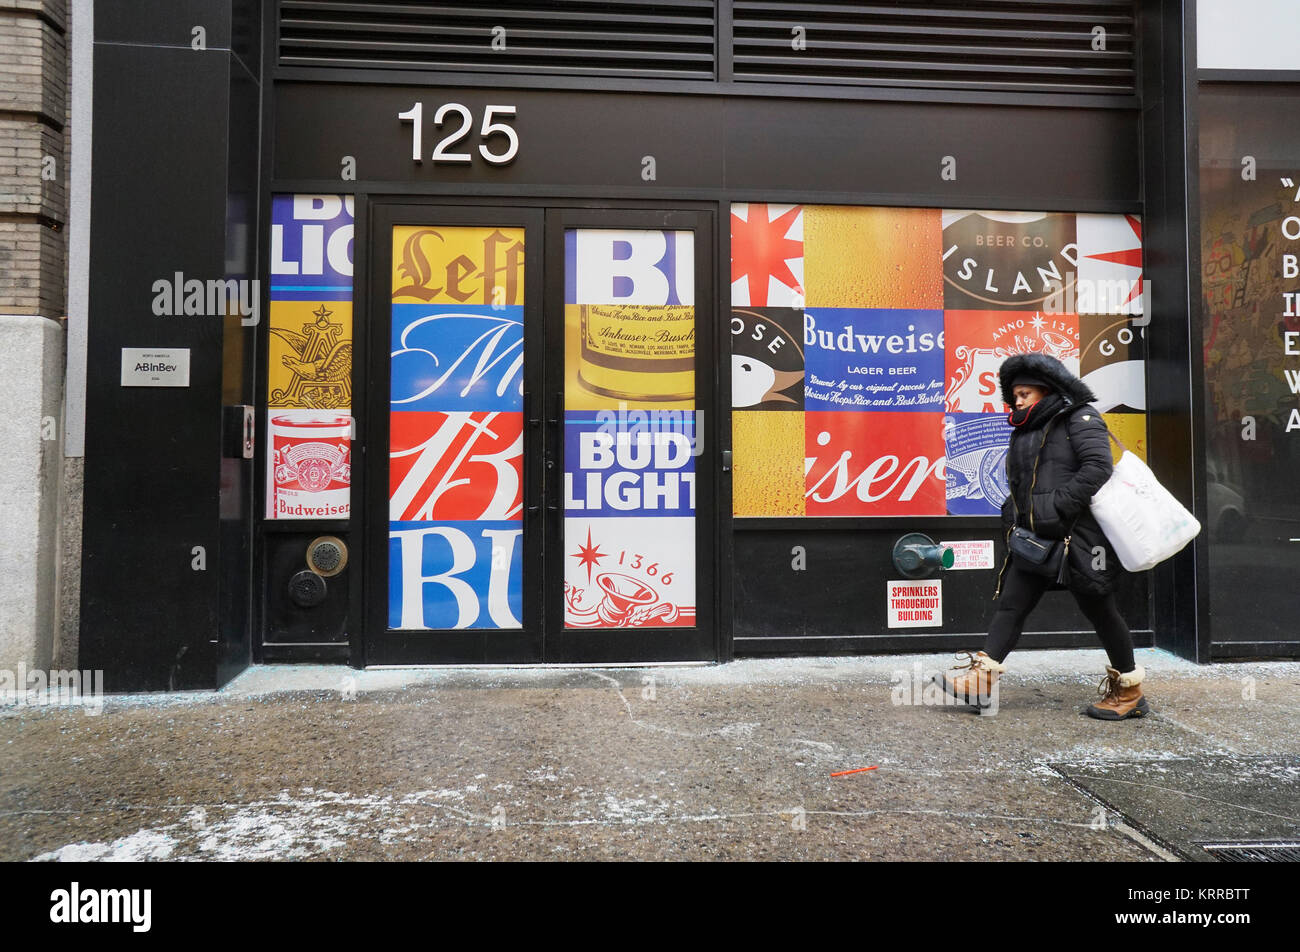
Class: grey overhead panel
732,1,1138,96
276,0,718,79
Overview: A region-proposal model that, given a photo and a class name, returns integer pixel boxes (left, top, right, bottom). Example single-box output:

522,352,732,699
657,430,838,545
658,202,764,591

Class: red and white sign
887,579,943,628
269,411,352,519
389,410,523,522
938,540,996,570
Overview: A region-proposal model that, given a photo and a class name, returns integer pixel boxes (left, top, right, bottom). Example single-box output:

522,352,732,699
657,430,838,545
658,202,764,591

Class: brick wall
0,0,68,318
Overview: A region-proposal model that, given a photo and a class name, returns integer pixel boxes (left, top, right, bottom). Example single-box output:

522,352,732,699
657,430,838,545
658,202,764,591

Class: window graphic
564,228,697,628
732,205,1147,517
267,194,355,520
387,225,526,630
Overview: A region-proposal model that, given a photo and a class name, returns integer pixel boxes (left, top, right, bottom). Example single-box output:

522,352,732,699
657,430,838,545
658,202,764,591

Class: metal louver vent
278,0,718,80
732,1,1137,96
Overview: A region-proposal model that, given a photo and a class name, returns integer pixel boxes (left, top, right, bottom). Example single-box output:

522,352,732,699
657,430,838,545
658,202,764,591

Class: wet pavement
2,649,1298,861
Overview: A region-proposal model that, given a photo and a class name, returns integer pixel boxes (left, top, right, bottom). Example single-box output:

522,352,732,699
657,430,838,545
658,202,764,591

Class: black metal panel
732,525,1150,645
721,95,1139,206
733,0,1137,95
277,0,717,79
232,0,263,81
263,532,350,644
96,0,234,48
272,83,1138,206
81,44,235,692
273,84,727,189
1139,0,1206,662
215,41,264,689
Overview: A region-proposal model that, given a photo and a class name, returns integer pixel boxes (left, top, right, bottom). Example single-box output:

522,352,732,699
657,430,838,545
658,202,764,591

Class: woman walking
940,353,1148,719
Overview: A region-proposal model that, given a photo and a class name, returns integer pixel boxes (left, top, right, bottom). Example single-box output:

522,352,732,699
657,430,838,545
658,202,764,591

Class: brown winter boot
1086,665,1149,720
938,651,1004,707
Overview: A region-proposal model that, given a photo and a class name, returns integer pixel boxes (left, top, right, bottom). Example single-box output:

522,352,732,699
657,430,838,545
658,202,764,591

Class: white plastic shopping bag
1089,437,1201,572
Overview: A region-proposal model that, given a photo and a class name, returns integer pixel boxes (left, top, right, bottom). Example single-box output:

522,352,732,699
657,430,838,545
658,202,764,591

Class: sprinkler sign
887,579,943,628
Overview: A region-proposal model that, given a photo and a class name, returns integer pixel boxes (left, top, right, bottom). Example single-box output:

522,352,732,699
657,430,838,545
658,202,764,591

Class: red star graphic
731,204,803,306
1085,214,1144,305
571,527,607,585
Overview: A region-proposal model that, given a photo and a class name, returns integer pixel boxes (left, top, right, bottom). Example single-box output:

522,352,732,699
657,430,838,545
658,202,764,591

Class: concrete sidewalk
2,649,1298,861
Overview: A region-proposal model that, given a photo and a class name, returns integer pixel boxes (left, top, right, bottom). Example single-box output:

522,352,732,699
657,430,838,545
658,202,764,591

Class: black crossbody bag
1007,416,1074,585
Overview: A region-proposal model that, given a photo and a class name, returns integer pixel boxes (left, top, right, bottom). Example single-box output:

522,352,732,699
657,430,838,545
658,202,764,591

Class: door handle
525,391,539,427
548,392,563,426
721,449,732,473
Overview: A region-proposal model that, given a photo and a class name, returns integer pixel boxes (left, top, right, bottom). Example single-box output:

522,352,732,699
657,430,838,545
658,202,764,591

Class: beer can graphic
270,413,352,519
577,303,695,401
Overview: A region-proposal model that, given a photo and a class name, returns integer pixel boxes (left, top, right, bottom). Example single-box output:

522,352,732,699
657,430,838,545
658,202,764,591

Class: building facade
4,1,1298,692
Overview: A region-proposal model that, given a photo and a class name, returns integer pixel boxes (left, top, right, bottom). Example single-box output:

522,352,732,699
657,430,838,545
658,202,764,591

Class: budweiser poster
388,225,526,630
729,204,1146,518
804,307,944,412
266,194,355,519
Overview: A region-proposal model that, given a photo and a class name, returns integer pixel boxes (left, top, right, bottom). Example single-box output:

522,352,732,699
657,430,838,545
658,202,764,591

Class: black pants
983,564,1136,672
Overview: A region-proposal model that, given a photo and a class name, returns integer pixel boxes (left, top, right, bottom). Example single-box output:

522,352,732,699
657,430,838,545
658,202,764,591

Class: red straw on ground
830,766,879,777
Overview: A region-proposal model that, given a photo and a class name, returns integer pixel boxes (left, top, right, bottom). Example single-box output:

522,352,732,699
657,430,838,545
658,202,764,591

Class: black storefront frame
74,1,1244,697
350,200,725,665
253,2,1214,668
258,182,1161,664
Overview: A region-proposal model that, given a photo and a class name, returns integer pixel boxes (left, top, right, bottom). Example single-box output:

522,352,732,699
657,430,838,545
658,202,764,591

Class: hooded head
997,353,1096,409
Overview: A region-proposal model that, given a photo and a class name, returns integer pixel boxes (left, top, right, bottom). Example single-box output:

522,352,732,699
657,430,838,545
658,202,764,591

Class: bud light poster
561,411,698,627
563,228,698,628
270,194,354,301
388,224,526,630
942,413,1011,516
389,523,522,630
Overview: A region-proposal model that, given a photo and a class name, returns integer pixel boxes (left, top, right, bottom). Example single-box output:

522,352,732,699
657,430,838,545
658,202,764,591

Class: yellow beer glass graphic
565,228,695,409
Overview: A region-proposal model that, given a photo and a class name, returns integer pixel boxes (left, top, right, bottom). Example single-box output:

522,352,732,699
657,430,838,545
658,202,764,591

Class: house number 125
397,102,519,165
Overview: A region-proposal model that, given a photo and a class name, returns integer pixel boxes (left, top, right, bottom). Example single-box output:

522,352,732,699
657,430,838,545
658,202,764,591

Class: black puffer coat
997,353,1121,597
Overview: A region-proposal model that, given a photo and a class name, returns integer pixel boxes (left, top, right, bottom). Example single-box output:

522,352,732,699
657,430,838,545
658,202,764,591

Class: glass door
365,204,545,664
542,208,717,663
364,204,716,665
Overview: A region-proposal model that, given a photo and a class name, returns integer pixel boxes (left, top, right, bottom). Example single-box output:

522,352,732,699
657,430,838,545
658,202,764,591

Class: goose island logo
942,211,1078,310
269,304,353,409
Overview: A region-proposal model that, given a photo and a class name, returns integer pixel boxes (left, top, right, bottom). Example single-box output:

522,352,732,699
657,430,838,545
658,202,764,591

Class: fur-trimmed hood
998,353,1097,408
